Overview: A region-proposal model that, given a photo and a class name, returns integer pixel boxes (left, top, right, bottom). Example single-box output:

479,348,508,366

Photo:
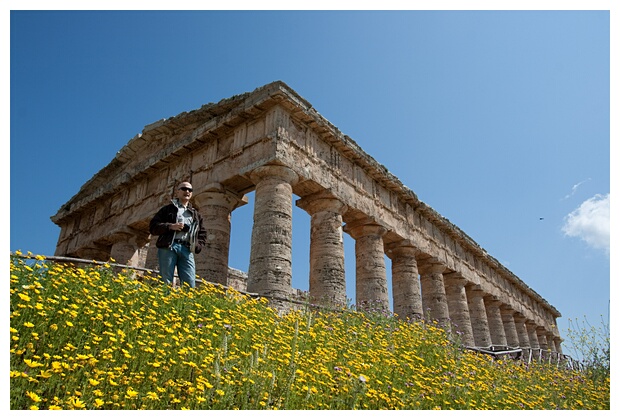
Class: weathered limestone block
344,220,389,311
444,272,475,347
193,183,247,286
296,192,347,308
247,164,298,302
465,286,492,347
385,241,424,320
484,296,507,347
419,262,451,330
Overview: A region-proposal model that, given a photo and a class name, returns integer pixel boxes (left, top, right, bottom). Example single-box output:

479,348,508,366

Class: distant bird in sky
539,218,544,220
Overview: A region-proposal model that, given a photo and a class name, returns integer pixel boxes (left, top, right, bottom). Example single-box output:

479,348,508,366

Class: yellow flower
89,378,100,386
23,322,34,328
126,388,139,398
146,392,159,400
66,321,74,327
94,399,105,407
68,397,86,409
18,293,31,302
26,391,41,402
24,359,44,368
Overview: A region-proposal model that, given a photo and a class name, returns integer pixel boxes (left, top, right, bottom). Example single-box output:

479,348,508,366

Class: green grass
10,252,610,410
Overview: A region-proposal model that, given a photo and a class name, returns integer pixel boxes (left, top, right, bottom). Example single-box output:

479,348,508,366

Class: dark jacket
149,200,207,254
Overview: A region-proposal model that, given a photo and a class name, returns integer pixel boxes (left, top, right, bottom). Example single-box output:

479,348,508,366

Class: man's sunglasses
179,187,193,192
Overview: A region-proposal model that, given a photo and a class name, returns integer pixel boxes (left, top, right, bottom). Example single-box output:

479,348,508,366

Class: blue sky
7,4,614,359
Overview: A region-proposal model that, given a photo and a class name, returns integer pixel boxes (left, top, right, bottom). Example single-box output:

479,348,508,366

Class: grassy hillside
9,252,609,410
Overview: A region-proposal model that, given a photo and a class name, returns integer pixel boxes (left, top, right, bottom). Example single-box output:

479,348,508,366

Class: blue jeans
158,243,196,288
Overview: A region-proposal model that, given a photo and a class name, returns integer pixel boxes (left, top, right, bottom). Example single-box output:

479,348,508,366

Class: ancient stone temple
51,81,563,356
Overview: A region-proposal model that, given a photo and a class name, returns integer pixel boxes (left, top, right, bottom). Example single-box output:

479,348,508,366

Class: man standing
149,181,207,288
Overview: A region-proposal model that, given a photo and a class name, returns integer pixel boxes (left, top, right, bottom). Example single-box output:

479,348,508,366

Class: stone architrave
419,262,451,330
465,287,492,348
296,192,348,308
385,241,423,320
484,296,508,347
443,272,475,347
247,165,298,301
344,220,389,311
500,305,521,348
193,183,247,286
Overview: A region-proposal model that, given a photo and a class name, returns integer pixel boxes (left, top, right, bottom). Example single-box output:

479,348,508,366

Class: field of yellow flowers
10,252,609,410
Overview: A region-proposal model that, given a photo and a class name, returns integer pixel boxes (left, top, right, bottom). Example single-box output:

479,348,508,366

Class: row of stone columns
94,163,561,354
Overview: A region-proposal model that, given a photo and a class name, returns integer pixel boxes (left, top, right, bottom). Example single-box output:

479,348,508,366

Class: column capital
296,190,347,215
249,164,298,185
443,271,470,287
106,226,150,245
418,261,446,275
483,295,503,308
499,304,515,315
193,186,248,211
385,240,419,259
343,218,387,239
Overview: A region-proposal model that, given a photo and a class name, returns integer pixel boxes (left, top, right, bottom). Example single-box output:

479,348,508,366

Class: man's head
176,181,193,204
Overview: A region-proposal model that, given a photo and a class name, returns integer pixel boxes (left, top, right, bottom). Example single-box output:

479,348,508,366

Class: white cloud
562,193,610,254
562,178,591,200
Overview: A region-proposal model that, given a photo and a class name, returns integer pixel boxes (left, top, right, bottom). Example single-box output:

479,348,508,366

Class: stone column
537,328,549,351
108,228,150,267
419,262,450,330
546,333,557,353
385,241,423,320
144,236,160,271
500,305,520,348
443,272,475,347
513,314,531,349
465,286,492,348
247,165,298,302
484,296,507,347
193,183,247,286
344,220,388,311
526,321,540,349
553,337,563,355
74,245,110,262
296,192,347,308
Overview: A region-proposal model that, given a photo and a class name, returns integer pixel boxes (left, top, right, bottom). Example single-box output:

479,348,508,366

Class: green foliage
10,252,610,410
564,315,610,383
